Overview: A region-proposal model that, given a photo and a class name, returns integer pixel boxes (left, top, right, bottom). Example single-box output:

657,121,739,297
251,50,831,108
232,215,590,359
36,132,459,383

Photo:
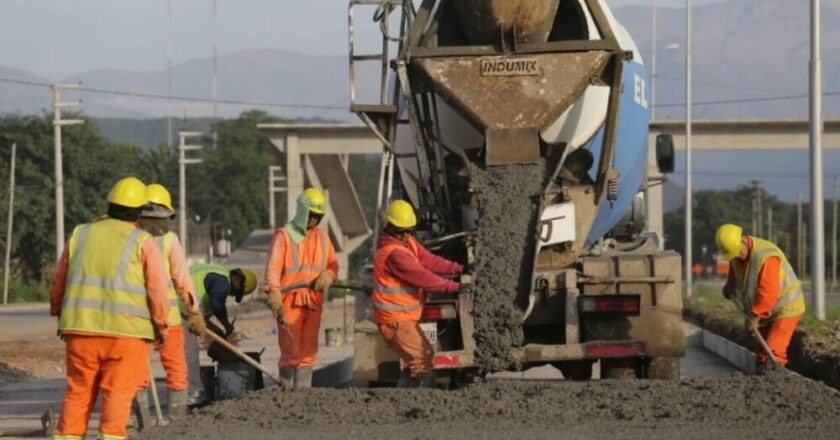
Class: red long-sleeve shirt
377,233,461,293
724,236,781,319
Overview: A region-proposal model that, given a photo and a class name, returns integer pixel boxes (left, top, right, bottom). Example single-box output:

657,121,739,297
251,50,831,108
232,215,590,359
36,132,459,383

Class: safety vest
732,237,806,319
371,236,423,325
154,232,182,326
187,263,226,317
59,218,155,339
276,228,330,295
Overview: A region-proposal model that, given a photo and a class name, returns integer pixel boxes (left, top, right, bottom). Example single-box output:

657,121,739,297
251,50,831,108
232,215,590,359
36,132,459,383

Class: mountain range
1,0,839,122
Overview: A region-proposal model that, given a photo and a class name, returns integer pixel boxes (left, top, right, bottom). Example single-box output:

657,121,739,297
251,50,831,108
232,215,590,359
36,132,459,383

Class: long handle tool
203,329,293,390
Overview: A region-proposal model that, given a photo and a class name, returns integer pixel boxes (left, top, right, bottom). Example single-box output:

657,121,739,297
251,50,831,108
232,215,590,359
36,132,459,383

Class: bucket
216,351,265,400
199,365,217,401
325,328,342,347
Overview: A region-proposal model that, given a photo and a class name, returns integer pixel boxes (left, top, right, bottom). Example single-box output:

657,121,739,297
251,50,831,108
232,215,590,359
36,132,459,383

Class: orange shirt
165,235,198,311
49,220,171,331
724,236,781,319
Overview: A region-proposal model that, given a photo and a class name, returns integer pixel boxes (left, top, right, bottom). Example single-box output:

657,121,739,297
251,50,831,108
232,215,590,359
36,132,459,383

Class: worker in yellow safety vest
50,177,171,440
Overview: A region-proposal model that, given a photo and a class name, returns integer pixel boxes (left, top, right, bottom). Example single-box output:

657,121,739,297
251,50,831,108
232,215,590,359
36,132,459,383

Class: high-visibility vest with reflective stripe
732,237,806,319
154,232,182,326
276,227,330,295
59,218,155,340
372,237,424,325
187,263,227,317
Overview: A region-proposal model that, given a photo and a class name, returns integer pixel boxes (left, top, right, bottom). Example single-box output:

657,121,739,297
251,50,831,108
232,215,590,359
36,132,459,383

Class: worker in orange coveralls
132,183,205,429
372,200,463,388
716,223,805,374
50,177,170,440
264,188,338,389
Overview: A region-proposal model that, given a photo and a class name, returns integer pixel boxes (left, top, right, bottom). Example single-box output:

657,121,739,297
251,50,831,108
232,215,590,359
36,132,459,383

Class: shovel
203,329,293,390
729,299,779,367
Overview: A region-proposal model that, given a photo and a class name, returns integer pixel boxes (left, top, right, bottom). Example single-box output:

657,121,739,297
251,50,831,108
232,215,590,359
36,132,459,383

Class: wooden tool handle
204,330,293,390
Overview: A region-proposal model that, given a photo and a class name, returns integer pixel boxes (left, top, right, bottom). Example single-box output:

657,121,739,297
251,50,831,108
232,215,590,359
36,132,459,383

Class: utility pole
268,165,287,229
767,204,774,243
750,180,763,236
52,84,84,261
167,0,173,147
684,0,693,296
798,191,804,275
211,0,219,149
810,0,825,319
833,176,838,286
3,144,16,305
178,131,204,255
650,0,657,119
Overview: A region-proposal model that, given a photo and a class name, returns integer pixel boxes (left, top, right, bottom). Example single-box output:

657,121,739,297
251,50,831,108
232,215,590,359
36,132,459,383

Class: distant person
49,177,170,439
372,200,463,387
264,188,338,389
133,183,204,427
184,264,257,404
716,224,805,373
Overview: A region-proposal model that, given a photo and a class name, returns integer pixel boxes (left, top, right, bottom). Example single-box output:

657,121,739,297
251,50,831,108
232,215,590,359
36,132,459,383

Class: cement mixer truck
348,0,683,384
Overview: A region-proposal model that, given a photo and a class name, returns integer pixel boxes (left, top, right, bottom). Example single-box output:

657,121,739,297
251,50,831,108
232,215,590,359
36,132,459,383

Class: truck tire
600,359,642,379
644,357,680,380
554,361,594,381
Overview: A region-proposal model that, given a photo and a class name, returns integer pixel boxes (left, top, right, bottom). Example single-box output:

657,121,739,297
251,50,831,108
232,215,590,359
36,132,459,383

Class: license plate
420,322,437,345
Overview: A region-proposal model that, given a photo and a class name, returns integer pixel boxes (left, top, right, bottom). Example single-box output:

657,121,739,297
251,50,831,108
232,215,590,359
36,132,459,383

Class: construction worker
716,223,805,372
49,177,170,440
132,184,205,428
264,188,338,389
372,200,463,387
184,263,257,404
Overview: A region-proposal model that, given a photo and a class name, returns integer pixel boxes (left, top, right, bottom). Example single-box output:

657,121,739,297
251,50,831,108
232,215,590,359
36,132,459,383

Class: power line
0,76,347,111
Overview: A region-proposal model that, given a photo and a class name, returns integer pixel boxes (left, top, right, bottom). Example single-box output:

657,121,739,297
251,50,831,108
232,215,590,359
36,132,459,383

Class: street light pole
178,131,204,255
651,0,657,119
684,0,693,296
810,0,825,319
51,84,84,261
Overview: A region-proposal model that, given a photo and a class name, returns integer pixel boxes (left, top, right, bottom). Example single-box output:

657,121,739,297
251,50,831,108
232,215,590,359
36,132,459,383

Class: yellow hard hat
241,268,257,295
301,188,326,215
385,199,417,229
146,184,174,213
715,224,743,261
108,177,148,208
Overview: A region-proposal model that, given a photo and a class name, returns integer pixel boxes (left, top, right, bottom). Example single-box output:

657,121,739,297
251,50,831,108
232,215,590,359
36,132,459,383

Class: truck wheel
554,361,594,381
600,359,642,379
645,357,680,380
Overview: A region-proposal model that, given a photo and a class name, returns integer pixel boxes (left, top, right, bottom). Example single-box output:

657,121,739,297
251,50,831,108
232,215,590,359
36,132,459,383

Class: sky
0,0,724,80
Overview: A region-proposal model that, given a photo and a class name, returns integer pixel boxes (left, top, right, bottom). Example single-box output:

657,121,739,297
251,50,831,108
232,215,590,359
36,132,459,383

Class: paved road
0,304,54,342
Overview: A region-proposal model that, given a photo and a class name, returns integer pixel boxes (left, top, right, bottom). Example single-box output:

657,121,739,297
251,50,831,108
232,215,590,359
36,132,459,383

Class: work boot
295,367,313,389
410,372,436,389
186,390,207,407
167,389,189,422
396,370,412,388
132,390,153,431
279,366,296,388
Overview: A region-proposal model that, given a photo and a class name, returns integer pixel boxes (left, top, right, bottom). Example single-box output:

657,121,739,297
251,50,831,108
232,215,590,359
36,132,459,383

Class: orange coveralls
264,227,338,368
139,237,196,391
726,237,801,365
50,223,170,440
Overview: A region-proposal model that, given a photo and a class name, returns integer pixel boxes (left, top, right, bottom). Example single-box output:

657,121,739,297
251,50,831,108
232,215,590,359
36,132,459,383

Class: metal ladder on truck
347,0,414,235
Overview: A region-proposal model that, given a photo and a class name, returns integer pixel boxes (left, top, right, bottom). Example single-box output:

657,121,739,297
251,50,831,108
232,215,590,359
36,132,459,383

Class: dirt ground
0,336,65,380
139,370,840,440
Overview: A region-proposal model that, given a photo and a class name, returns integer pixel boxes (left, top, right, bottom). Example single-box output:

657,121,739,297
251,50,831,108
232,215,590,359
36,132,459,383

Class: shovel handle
729,299,779,366
147,355,166,424
203,330,293,390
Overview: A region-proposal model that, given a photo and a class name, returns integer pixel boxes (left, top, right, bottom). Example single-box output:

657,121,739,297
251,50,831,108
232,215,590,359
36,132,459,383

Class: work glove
458,281,473,296
154,326,168,350
223,318,236,337
314,272,336,293
186,309,206,336
267,291,285,325
744,315,760,334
